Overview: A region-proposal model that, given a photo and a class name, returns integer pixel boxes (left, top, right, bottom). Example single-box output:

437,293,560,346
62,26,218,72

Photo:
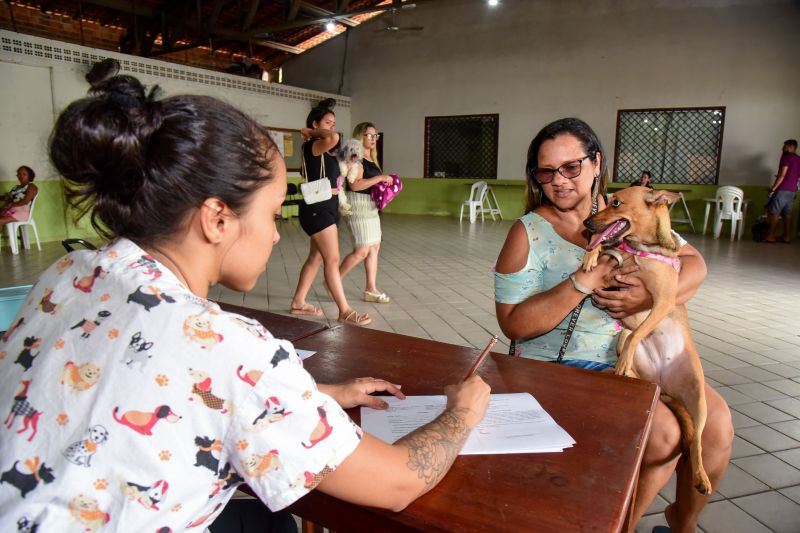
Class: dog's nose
583,218,594,229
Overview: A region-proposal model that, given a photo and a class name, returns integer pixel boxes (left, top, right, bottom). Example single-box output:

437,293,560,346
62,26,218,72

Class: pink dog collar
617,241,681,273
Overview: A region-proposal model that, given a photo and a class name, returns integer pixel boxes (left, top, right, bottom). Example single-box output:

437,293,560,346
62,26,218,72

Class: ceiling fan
375,6,424,33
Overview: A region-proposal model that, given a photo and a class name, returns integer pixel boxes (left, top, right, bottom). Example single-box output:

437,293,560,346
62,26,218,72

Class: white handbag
300,149,332,204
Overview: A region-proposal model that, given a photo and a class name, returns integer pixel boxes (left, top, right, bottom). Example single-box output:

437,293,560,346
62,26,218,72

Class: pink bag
371,173,403,211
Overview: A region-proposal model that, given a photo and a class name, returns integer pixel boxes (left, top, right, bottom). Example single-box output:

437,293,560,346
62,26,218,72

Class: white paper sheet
295,349,316,360
361,393,575,455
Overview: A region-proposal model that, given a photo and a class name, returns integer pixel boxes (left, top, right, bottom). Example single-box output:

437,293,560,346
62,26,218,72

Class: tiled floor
3,214,800,532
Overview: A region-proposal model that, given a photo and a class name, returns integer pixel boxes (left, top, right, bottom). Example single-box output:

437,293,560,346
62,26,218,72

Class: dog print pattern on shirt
0,238,361,532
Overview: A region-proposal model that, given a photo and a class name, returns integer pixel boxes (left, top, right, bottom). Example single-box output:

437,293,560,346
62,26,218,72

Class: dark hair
17,166,36,181
305,98,336,128
785,139,798,149
50,60,278,243
640,170,652,180
524,117,607,213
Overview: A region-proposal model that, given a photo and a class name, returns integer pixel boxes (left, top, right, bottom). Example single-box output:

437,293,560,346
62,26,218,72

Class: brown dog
582,186,711,495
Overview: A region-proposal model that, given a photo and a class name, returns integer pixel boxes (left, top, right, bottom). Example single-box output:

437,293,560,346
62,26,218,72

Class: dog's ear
655,207,679,251
645,190,681,207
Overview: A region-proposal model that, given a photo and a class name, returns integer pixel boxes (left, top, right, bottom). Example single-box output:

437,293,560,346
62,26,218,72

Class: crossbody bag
300,148,332,204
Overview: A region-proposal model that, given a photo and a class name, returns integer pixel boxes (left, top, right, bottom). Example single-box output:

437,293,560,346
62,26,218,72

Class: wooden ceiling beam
242,0,260,30
80,0,153,17
286,0,302,23
299,1,357,27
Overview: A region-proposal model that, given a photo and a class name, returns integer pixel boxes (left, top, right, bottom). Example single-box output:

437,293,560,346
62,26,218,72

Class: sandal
338,309,371,326
363,291,390,304
290,303,323,317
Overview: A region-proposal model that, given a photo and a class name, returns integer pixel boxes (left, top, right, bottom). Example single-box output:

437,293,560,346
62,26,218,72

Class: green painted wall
6,178,796,244
383,179,797,239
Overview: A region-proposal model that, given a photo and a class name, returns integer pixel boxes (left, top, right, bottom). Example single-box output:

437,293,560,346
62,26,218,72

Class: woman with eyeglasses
339,122,395,304
493,118,732,532
290,99,371,326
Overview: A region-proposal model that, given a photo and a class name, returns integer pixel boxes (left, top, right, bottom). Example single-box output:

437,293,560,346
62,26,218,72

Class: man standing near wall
765,139,800,243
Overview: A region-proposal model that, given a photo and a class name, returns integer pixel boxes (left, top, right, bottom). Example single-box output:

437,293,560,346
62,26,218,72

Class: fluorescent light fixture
488,0,499,6
325,21,337,32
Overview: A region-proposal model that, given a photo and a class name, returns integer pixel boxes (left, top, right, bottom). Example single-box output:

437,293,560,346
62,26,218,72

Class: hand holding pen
464,335,499,381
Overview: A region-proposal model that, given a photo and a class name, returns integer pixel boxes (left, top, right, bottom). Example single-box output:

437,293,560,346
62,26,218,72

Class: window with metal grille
613,107,725,185
424,114,498,178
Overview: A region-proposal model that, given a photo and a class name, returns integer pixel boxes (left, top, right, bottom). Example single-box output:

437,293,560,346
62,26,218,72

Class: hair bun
314,97,336,112
86,58,120,88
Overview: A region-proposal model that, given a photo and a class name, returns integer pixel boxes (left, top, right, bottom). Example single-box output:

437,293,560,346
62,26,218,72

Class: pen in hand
463,335,499,381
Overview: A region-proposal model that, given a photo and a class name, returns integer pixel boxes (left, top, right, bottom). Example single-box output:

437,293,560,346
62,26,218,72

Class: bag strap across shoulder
301,142,326,183
555,196,599,364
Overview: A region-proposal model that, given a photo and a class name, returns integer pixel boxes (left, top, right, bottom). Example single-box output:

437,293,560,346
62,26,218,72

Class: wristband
569,273,593,295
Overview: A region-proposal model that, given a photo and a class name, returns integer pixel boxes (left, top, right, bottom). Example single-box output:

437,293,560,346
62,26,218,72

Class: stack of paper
361,393,575,455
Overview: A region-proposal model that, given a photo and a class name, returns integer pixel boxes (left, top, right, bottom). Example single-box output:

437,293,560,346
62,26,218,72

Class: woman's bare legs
291,238,323,311
340,243,383,295
665,386,732,533
632,385,733,533
364,243,381,294
304,224,368,322
340,246,370,281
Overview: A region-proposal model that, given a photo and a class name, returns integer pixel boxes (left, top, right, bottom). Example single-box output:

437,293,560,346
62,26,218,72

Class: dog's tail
663,396,694,452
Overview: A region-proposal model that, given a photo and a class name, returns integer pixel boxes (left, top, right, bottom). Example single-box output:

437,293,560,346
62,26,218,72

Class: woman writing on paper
339,122,395,304
494,118,732,532
0,62,490,531
290,99,371,326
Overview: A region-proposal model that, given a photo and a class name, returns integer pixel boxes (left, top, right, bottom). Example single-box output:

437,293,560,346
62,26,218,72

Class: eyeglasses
364,133,381,140
532,155,592,184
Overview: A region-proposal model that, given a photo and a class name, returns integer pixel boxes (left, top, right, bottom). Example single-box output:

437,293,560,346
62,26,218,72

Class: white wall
0,30,351,182
282,0,800,185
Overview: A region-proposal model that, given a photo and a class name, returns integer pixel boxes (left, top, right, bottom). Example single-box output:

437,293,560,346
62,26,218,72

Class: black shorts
299,197,339,236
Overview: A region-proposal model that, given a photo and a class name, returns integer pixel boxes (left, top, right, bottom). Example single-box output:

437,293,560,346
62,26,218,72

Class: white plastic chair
460,181,488,223
712,186,744,241
483,184,503,221
459,181,502,223
6,194,41,254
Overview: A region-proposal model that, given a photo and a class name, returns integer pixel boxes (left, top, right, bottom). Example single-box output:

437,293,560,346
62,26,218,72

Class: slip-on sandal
289,304,323,317
338,310,371,326
363,291,390,304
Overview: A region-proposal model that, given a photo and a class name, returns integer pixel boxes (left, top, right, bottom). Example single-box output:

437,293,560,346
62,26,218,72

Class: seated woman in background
494,118,732,532
0,60,490,532
0,165,38,232
631,169,654,188
339,122,395,304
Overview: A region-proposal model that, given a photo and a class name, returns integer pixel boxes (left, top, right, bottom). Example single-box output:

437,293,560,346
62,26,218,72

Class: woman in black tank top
339,122,394,304
290,99,371,326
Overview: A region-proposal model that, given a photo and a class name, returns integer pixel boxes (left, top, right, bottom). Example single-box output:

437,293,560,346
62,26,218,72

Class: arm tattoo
396,407,471,495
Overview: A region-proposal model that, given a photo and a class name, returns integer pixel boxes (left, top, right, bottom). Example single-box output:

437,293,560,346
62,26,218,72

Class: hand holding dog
319,378,406,410
573,254,620,294
592,265,651,318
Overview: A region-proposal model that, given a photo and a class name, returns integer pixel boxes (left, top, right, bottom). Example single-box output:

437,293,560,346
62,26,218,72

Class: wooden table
287,325,660,533
216,302,328,342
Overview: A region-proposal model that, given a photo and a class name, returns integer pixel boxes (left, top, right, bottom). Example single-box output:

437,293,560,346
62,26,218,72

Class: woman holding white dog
290,99,371,326
339,122,394,304
494,118,733,533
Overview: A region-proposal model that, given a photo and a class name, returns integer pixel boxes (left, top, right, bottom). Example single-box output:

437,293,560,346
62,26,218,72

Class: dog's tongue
587,220,627,251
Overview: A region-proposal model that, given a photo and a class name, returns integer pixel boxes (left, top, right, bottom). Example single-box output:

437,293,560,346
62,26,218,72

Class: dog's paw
614,358,633,377
695,471,712,495
581,256,598,272
581,249,600,272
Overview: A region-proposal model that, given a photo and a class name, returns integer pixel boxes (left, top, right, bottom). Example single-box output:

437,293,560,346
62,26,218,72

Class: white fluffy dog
335,139,364,216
